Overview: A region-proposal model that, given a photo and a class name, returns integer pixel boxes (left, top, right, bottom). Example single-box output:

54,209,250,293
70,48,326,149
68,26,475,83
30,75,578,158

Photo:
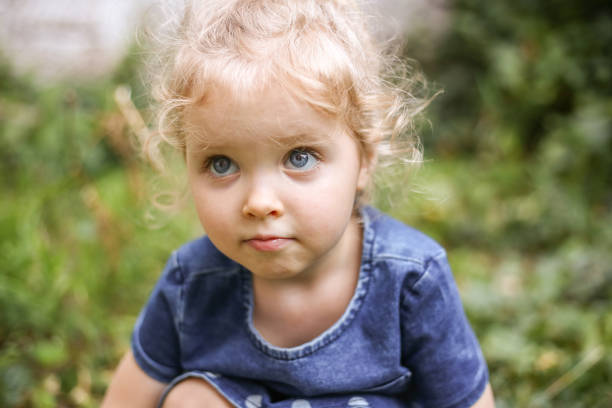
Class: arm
101,351,167,408
470,383,495,408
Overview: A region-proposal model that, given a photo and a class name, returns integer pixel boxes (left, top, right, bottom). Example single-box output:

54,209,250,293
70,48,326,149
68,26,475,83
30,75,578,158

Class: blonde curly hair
143,0,426,190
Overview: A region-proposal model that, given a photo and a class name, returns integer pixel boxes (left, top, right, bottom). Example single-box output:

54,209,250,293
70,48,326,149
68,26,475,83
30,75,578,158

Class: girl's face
184,85,370,283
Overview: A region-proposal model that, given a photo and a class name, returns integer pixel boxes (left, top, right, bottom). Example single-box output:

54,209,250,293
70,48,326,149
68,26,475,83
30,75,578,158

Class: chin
249,264,303,280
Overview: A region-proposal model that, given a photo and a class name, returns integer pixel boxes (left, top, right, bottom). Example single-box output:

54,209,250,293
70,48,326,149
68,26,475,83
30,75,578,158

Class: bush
387,0,612,406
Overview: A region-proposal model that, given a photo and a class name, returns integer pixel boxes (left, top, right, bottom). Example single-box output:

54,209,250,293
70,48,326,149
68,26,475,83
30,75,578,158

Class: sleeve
400,252,489,408
131,252,184,383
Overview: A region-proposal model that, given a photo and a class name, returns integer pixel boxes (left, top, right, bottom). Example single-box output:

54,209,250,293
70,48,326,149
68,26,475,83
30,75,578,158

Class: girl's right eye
207,156,238,177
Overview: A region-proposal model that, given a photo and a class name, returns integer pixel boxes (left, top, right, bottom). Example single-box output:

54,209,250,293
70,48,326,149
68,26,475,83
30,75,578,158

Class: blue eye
285,149,319,171
209,156,238,176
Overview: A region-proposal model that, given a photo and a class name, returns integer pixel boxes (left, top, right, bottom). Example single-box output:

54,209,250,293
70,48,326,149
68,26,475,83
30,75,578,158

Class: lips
245,235,292,252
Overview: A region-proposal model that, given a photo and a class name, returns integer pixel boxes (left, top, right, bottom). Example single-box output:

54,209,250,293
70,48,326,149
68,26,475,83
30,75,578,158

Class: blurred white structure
0,0,446,83
0,0,151,81
362,0,447,43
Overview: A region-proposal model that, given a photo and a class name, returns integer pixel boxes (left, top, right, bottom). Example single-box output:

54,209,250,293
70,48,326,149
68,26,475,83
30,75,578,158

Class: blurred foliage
382,0,612,406
1,0,611,406
0,51,200,406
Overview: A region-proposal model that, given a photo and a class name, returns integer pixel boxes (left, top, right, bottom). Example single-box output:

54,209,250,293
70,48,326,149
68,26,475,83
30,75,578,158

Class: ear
357,147,376,191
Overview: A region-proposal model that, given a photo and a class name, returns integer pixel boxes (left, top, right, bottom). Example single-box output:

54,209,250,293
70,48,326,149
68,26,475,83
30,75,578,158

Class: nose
241,178,284,219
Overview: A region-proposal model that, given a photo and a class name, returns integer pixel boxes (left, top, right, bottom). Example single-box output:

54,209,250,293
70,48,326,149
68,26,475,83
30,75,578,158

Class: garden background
1,0,611,406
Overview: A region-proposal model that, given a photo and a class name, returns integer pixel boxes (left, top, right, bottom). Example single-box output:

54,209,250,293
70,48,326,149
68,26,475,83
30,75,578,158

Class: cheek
194,200,237,256
191,186,234,235
291,176,357,232
295,175,355,207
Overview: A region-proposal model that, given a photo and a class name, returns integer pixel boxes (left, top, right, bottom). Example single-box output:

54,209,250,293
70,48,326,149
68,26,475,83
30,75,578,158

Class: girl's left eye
284,149,319,171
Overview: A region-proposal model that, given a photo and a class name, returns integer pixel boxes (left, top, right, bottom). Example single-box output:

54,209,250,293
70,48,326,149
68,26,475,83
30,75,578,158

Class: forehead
183,84,343,147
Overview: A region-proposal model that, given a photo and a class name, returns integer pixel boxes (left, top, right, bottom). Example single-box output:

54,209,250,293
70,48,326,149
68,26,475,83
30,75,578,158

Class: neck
250,217,363,346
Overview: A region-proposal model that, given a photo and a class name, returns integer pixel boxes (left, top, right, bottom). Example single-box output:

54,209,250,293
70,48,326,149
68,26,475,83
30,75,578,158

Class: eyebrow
190,131,332,150
268,132,331,147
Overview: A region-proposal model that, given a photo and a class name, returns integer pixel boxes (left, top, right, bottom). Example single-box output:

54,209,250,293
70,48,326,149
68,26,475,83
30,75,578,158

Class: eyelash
202,155,239,177
283,147,321,171
201,147,322,177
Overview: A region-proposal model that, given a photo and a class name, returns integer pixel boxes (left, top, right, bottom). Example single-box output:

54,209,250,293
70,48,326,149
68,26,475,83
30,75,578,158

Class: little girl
103,0,494,407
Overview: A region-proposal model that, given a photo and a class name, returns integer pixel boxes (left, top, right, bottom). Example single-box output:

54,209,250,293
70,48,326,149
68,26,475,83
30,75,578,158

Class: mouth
245,235,293,252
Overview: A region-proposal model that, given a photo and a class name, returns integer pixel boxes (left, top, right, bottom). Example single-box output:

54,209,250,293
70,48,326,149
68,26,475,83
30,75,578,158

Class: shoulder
167,235,241,282
361,206,458,307
364,207,444,256
362,206,447,278
361,212,488,407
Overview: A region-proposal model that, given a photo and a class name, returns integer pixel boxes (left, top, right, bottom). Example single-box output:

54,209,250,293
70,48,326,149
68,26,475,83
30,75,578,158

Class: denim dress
132,206,489,408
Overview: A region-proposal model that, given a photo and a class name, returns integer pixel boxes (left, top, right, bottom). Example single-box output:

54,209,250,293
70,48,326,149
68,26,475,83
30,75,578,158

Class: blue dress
132,206,489,407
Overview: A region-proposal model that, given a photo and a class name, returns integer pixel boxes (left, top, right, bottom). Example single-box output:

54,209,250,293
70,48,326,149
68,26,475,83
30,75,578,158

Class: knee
162,377,234,408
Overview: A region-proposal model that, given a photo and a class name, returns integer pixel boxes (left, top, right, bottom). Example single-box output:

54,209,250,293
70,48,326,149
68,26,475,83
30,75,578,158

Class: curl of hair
142,0,428,186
